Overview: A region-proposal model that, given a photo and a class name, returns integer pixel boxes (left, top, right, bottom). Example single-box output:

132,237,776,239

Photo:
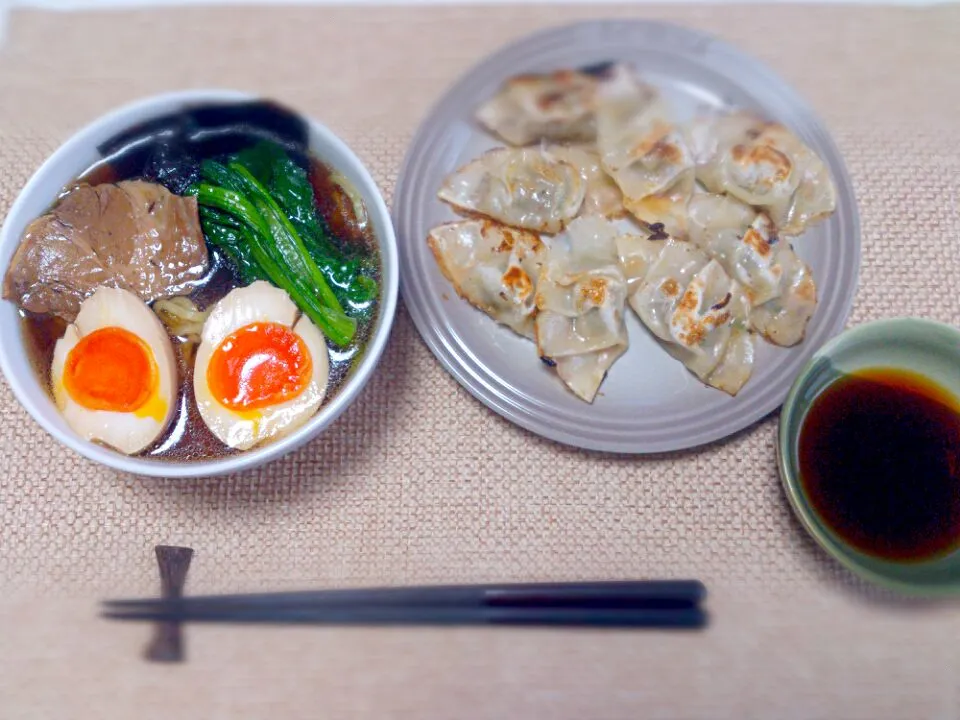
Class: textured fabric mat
1,5,959,719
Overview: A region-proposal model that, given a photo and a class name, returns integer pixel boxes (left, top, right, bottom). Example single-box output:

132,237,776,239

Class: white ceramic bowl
0,90,398,478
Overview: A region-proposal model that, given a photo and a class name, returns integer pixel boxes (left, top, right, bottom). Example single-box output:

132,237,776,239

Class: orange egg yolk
207,322,312,411
64,326,157,412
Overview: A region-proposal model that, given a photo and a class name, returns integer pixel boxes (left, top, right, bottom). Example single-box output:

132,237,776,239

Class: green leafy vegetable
231,142,379,311
189,141,378,347
190,183,268,237
235,142,321,238
188,179,356,347
199,208,266,285
225,162,345,314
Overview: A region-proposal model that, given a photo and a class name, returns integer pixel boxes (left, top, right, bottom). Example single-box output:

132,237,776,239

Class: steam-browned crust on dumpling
427,219,546,338
749,246,817,347
690,112,837,236
475,64,624,146
594,68,696,238
533,217,629,402
620,233,756,396
687,192,817,347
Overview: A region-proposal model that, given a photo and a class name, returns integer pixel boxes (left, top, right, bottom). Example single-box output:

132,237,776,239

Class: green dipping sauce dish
778,317,960,595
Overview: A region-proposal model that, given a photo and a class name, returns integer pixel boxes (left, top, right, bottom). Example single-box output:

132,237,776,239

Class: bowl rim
777,316,960,595
0,89,399,479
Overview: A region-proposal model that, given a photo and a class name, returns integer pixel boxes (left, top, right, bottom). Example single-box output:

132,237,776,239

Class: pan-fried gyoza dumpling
438,147,586,234
595,68,695,238
562,213,621,265
615,232,756,396
551,344,628,405
687,193,817,346
749,246,817,347
475,64,622,146
535,216,628,403
427,219,547,339
687,193,780,304
689,112,836,236
543,144,625,219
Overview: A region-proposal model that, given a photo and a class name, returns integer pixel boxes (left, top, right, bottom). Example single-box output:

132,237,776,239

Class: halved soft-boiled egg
193,281,330,450
51,287,178,455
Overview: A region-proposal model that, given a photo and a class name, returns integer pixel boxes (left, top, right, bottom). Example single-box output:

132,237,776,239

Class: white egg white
51,287,178,455
193,281,330,450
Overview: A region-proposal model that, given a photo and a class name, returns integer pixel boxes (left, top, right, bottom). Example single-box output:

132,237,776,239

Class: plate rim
393,18,862,454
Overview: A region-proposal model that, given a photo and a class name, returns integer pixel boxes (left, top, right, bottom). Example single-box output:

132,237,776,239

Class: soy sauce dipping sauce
798,368,960,562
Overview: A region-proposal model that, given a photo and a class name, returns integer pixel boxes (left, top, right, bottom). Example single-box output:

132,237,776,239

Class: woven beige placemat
1,5,959,719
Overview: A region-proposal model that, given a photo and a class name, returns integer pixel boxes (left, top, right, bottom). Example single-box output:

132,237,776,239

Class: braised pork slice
3,180,208,322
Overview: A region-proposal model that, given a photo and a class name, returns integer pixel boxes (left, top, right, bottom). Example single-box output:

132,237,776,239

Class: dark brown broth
20,312,67,383
19,153,381,463
143,248,241,461
798,367,960,562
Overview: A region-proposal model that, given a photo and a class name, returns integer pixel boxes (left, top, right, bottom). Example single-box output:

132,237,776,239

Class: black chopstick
102,580,707,629
105,580,705,611
104,604,706,628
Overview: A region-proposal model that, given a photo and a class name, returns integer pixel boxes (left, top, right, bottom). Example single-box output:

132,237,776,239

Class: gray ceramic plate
393,20,861,453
